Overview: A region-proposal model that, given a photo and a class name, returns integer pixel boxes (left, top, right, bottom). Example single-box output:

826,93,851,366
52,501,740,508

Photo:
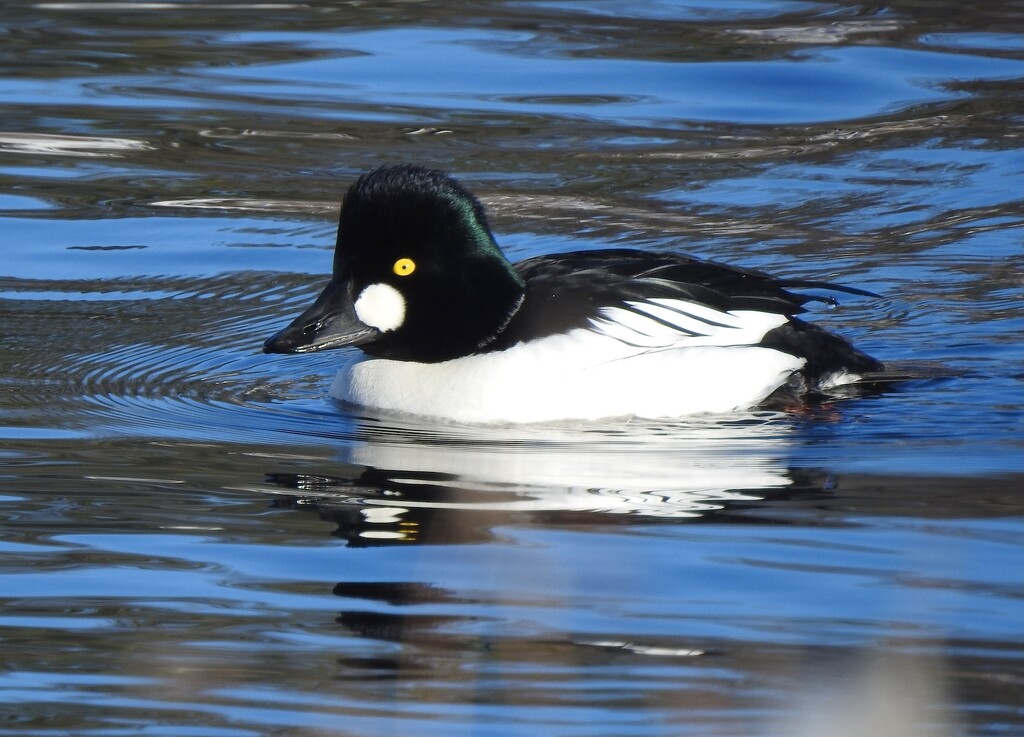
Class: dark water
2,2,1024,735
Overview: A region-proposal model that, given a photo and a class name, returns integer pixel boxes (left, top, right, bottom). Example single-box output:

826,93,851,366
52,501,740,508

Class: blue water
2,2,1023,736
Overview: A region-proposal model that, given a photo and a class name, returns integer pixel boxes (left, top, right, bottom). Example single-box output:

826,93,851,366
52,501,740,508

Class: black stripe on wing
490,249,876,348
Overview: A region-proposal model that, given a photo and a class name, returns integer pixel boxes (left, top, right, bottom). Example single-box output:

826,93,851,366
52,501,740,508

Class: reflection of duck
265,414,821,545
264,165,886,423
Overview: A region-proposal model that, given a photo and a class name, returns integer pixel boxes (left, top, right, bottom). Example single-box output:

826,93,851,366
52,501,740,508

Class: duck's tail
760,319,882,385
759,320,954,405
847,360,958,386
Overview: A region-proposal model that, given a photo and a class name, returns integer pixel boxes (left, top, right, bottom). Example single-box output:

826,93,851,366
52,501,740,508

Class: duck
264,164,886,423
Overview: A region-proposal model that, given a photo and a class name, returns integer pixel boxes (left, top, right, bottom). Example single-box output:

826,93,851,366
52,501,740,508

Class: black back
492,248,874,349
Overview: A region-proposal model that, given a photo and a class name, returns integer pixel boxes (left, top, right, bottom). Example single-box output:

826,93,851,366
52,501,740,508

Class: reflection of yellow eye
393,258,416,276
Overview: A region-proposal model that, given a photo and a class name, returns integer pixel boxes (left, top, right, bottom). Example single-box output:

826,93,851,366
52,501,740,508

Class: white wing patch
590,298,788,349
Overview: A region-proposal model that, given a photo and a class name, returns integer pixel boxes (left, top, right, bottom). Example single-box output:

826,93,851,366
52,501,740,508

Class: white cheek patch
354,282,406,332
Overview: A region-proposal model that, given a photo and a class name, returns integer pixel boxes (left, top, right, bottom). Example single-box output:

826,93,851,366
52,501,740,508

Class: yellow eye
392,257,416,276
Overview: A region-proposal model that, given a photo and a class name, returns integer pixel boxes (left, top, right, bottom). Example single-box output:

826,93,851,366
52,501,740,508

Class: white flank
331,302,807,423
353,283,405,332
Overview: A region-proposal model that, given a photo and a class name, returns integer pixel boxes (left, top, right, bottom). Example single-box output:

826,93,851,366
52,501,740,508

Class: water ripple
1,273,337,439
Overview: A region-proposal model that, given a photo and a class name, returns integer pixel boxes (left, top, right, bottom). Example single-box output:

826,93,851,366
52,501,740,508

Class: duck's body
265,165,884,423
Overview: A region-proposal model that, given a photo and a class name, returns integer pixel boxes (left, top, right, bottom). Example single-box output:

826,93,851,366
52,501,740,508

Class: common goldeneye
264,164,884,423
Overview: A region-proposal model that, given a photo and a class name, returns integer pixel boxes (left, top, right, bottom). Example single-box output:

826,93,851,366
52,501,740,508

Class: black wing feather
492,249,869,347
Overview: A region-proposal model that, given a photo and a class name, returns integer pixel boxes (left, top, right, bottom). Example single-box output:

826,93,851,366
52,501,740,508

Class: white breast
331,303,806,423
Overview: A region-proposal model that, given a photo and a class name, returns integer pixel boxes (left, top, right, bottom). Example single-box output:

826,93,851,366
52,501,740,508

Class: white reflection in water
317,412,800,520
0,131,152,157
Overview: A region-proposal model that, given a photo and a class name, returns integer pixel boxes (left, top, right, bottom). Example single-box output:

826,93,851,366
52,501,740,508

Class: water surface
2,2,1023,735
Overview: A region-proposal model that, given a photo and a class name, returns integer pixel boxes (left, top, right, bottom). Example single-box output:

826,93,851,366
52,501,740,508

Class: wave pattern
2,273,345,439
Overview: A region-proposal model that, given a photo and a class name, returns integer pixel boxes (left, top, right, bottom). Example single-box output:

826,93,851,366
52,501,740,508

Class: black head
264,165,525,362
